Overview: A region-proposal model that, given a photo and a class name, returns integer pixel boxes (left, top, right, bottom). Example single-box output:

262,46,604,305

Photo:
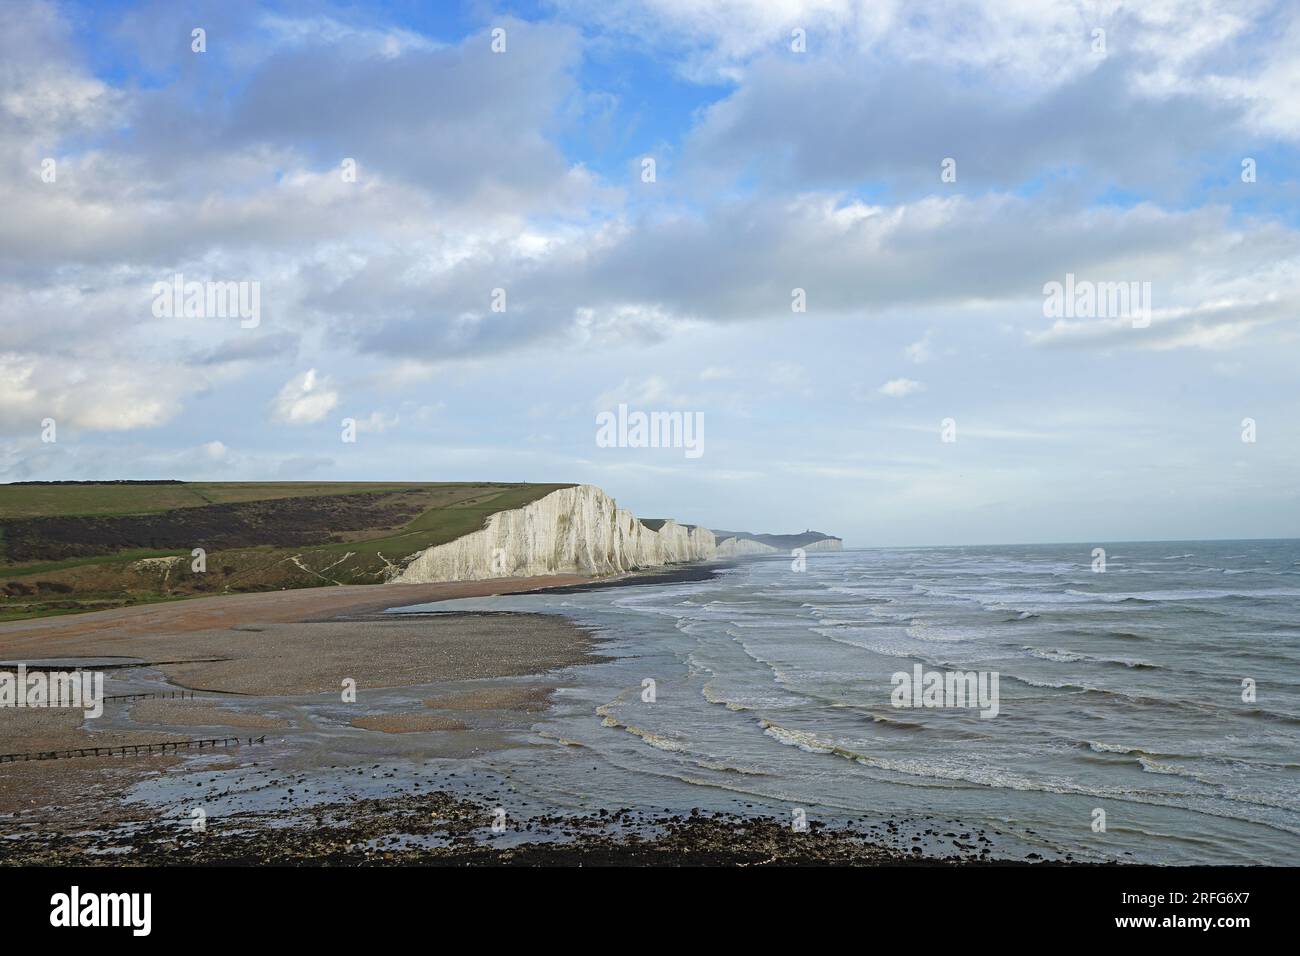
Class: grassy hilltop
0,481,571,621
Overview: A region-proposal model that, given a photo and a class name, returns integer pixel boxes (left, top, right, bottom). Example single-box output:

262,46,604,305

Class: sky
1,0,1298,547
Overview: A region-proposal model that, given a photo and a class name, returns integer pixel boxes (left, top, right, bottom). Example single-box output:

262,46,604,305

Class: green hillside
0,481,571,621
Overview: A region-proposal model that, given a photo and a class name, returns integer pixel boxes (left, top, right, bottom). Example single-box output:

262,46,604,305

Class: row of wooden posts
0,735,266,763
102,690,196,703
3,681,266,763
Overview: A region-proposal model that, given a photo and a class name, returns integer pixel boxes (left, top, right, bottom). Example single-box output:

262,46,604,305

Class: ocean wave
1138,755,1190,776
760,720,850,757
756,719,1185,800
1029,626,1152,642
991,610,1040,622
1130,754,1242,790
1024,646,1159,668
1086,740,1150,755
904,619,976,643
893,747,1298,832
1075,743,1271,793
700,681,751,712
865,713,923,730
1027,647,1086,663
602,717,688,753
1008,677,1300,726
1068,587,1300,602
595,701,688,753
1241,707,1300,726
1081,740,1196,763
1013,675,1090,690
811,617,892,628
534,729,588,749
690,758,769,776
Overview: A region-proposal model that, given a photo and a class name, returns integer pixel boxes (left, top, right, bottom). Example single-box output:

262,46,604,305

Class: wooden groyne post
0,735,266,763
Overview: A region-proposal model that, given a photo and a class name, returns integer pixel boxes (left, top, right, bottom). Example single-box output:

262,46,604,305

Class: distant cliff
712,529,843,553
395,485,715,583
0,479,844,620
391,486,844,584
715,536,778,557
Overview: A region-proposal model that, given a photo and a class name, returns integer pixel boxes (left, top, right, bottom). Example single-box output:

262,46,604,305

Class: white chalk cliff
393,484,717,584
715,536,778,557
800,537,844,552
713,535,844,556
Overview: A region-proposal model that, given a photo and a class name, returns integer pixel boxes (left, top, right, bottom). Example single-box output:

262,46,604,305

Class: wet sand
148,612,602,696
128,699,291,731
351,713,468,733
0,575,601,822
0,574,596,661
0,706,190,817
424,685,556,712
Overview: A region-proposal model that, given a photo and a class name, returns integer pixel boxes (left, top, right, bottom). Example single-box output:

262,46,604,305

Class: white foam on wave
1069,587,1300,602
1089,740,1142,754
757,719,1163,800
1025,646,1159,668
1028,647,1085,663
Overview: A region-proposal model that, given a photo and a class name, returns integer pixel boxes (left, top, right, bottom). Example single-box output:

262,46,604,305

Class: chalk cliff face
714,535,843,556
394,484,716,583
715,536,778,557
801,538,844,552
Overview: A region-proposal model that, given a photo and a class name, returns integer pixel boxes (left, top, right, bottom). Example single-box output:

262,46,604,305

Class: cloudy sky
2,0,1298,546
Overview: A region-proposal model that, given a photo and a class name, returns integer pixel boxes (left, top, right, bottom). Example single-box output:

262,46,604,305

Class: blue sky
2,0,1299,546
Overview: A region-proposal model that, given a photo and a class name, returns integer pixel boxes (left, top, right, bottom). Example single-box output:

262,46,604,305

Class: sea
393,540,1300,865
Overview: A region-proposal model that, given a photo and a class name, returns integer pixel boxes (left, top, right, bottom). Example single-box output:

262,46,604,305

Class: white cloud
768,363,805,387
565,0,1296,126
1,0,1297,547
270,369,339,425
1026,294,1296,351
878,377,923,397
904,332,933,363
201,440,231,461
594,376,691,408
0,352,190,433
355,411,400,434
258,13,442,58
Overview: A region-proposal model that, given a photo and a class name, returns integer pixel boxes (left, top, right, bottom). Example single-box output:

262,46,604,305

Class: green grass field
0,481,574,619
0,481,462,519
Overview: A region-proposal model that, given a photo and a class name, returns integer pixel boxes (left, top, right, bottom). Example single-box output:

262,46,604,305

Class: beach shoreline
1,788,1013,866
0,573,598,656
0,560,1023,866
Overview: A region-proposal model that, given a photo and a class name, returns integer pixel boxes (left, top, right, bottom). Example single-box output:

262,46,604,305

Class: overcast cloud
1,0,1297,545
